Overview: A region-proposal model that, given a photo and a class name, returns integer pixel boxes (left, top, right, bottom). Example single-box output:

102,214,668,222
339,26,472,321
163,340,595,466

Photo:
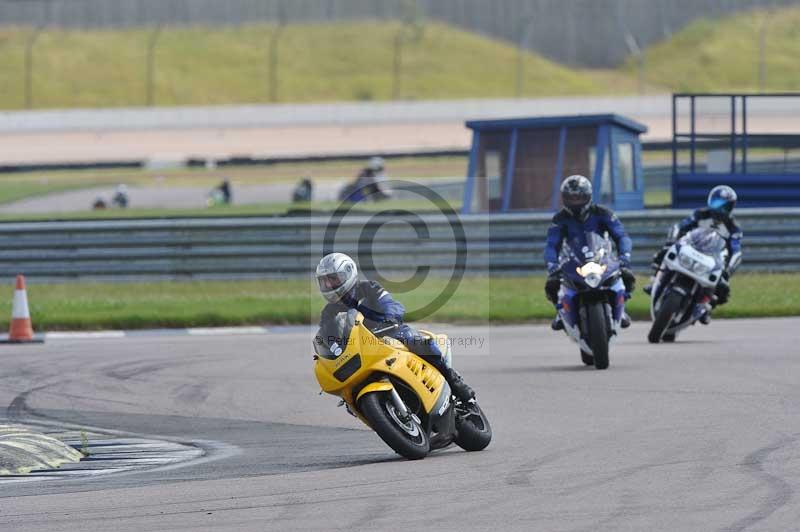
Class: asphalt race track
1,318,799,531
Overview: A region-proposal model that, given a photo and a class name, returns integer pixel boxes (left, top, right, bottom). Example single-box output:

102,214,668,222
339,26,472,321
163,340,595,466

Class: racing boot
694,295,713,325
442,366,475,403
551,315,565,331
620,312,631,329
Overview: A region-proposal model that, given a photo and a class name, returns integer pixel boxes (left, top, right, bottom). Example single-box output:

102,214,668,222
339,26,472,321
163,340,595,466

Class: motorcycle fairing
608,277,627,323
558,285,580,329
315,314,449,419
650,229,727,336
557,286,594,354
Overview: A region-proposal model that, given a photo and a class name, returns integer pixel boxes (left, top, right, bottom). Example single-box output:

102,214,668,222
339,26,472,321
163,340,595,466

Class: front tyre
359,392,430,460
648,291,683,344
455,402,492,451
586,302,610,370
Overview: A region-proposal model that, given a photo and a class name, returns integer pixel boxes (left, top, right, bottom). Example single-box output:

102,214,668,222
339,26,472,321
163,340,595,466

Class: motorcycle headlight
679,252,694,269
584,272,602,288
692,261,710,275
576,262,606,288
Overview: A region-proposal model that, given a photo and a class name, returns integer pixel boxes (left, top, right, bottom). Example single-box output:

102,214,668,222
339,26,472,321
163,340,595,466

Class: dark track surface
1,319,799,531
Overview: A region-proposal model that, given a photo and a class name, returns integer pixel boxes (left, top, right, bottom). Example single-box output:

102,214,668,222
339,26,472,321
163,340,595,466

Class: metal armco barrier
1,209,798,281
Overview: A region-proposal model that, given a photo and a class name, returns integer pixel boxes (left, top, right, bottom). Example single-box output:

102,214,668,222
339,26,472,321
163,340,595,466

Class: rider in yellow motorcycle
316,252,475,402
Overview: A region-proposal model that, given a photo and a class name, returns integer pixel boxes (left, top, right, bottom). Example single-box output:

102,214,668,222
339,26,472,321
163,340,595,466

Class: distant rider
544,175,636,330
355,157,391,201
316,252,475,402
644,185,742,321
112,184,129,209
219,178,232,204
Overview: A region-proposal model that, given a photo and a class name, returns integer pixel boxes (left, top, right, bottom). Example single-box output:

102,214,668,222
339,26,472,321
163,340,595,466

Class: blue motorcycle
556,232,627,370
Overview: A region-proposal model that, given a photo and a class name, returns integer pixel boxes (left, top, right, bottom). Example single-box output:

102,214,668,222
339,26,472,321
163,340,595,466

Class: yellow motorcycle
313,310,491,459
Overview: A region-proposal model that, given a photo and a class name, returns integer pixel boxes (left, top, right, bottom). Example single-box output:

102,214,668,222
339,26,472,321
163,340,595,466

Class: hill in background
0,21,642,110
629,6,800,91
2,6,798,111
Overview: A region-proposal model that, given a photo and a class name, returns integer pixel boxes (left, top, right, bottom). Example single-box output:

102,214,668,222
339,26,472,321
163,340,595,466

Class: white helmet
316,253,358,303
368,156,385,172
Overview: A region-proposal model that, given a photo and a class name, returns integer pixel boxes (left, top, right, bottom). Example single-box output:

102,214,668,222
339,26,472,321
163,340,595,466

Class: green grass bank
0,22,637,110
0,273,796,331
628,7,800,91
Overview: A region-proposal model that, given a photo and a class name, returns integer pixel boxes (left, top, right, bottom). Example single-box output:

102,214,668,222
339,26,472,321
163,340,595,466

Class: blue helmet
707,185,737,214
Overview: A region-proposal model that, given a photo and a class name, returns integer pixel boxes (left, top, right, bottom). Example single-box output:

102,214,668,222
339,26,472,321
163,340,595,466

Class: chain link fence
2,0,798,67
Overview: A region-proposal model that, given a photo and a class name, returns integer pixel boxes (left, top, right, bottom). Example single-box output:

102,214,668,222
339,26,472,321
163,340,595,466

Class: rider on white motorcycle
644,185,742,318
316,252,475,402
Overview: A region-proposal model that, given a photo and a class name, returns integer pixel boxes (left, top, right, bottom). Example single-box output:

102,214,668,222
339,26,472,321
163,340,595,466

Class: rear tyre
586,302,610,370
455,402,492,451
648,291,683,344
580,350,594,366
359,391,429,460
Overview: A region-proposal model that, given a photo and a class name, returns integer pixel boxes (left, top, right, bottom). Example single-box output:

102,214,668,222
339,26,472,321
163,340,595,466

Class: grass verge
0,273,796,331
0,178,109,206
0,199,463,221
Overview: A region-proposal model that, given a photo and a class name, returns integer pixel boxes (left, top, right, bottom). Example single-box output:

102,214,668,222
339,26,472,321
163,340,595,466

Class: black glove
621,267,636,294
545,271,561,304
651,246,668,273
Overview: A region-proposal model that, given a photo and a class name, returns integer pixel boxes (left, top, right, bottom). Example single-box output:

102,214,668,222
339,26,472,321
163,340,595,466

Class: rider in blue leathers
544,175,636,330
316,252,475,402
644,185,742,318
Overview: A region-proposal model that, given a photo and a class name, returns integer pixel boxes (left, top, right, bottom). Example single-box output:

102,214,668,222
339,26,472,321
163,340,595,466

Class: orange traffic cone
4,275,41,344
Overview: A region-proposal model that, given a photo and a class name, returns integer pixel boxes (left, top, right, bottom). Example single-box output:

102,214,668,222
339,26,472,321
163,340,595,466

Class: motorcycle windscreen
314,309,357,360
685,228,726,255
560,231,614,265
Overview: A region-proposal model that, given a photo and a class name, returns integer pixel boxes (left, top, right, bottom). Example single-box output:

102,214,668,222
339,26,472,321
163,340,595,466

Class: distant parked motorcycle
555,232,627,370
647,227,728,343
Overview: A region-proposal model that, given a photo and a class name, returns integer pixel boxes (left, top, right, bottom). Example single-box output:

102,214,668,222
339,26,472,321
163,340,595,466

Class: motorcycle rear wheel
454,402,492,451
648,291,683,344
359,392,430,460
586,302,610,370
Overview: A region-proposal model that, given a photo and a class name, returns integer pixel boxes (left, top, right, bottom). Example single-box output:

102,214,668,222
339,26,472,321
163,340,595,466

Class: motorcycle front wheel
586,302,610,370
359,392,430,460
648,291,683,344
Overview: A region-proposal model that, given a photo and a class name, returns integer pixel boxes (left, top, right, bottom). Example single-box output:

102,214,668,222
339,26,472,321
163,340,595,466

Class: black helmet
561,175,593,219
707,185,737,214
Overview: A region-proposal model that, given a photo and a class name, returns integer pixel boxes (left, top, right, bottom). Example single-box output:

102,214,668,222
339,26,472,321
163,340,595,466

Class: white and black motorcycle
647,227,730,343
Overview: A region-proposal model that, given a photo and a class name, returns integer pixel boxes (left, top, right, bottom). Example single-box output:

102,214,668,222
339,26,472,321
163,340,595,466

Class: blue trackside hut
462,114,647,213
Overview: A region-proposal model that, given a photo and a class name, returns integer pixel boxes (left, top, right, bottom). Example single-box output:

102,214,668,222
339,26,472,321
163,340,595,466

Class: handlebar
372,322,400,336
